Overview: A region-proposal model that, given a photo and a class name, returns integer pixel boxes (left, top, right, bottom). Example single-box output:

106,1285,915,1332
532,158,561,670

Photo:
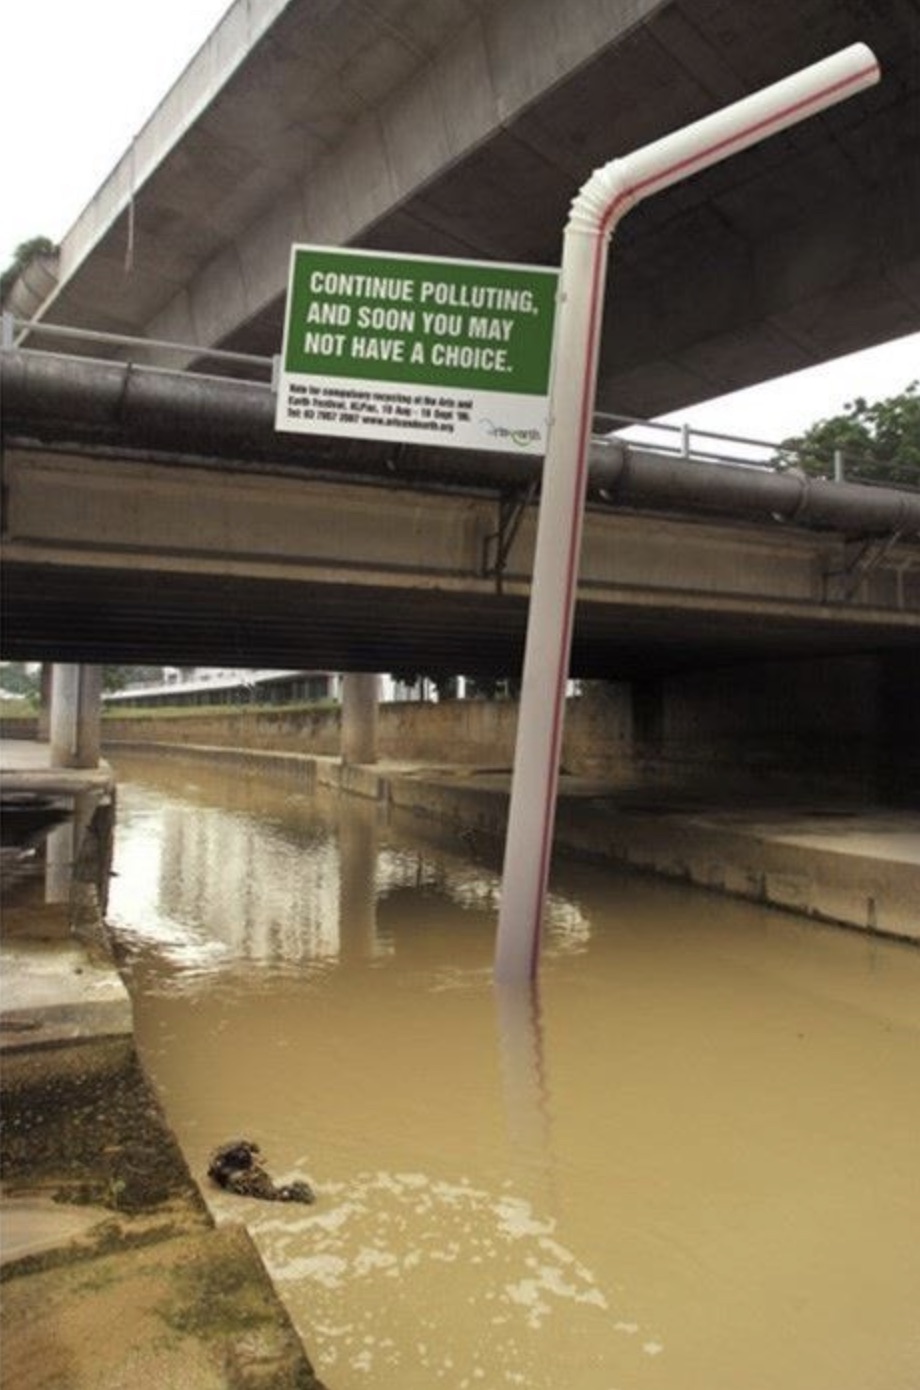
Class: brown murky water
108,752,920,1390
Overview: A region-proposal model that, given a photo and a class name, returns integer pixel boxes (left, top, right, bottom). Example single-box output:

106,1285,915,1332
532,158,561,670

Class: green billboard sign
276,245,558,453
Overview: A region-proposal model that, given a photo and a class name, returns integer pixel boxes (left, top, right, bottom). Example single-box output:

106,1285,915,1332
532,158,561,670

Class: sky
2,0,917,447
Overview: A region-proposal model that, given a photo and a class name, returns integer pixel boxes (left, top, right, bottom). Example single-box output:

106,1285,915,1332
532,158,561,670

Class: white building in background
380,675,470,702
103,669,478,710
104,669,341,709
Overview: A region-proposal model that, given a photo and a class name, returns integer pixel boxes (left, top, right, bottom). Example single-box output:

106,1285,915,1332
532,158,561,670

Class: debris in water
207,1139,315,1203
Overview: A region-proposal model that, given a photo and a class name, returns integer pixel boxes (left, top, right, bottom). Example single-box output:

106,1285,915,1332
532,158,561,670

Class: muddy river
106,751,920,1389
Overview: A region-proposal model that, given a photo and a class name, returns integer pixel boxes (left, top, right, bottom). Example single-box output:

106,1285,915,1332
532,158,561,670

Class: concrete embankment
0,740,327,1389
1,1027,324,1389
107,740,920,942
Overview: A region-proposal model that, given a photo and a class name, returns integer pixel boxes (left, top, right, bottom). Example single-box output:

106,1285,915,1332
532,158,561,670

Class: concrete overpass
7,0,920,416
2,349,918,677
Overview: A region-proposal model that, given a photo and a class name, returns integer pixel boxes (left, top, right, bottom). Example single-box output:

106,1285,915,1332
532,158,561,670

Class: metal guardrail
1,311,275,374
593,408,789,473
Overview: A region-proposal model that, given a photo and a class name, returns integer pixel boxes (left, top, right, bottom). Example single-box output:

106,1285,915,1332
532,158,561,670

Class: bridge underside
3,557,918,679
14,0,920,416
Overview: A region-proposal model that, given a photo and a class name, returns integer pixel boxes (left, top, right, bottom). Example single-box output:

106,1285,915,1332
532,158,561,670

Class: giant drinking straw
495,43,880,982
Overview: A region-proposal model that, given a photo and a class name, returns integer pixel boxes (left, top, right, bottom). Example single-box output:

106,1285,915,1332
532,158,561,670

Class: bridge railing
1,313,276,381
595,409,789,472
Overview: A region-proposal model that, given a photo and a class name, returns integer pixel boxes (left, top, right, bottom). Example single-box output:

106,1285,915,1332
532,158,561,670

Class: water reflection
494,984,556,1196
337,800,381,961
107,752,920,1390
157,798,340,962
112,757,590,976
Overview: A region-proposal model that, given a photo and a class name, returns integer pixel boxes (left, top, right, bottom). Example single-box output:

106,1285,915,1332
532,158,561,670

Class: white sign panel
276,245,558,454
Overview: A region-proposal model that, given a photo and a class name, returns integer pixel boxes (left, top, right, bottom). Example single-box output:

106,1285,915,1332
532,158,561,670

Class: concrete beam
5,447,918,617
2,446,917,675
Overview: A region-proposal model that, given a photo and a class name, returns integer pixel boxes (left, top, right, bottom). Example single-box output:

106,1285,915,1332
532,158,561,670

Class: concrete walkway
0,735,113,791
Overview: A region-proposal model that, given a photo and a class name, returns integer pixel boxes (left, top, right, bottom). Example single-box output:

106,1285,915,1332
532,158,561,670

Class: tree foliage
0,662,40,699
0,235,58,307
780,380,920,487
0,664,169,700
102,665,168,693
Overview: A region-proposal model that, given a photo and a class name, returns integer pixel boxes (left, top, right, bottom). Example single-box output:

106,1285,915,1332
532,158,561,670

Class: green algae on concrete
1,1051,204,1221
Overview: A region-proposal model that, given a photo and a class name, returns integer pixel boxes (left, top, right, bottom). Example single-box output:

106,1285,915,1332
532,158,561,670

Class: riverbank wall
93,652,916,804
7,649,915,804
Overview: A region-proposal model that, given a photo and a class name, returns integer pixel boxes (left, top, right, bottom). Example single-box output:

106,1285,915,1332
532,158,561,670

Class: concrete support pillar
341,673,378,765
49,664,102,769
37,663,53,740
45,789,97,906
